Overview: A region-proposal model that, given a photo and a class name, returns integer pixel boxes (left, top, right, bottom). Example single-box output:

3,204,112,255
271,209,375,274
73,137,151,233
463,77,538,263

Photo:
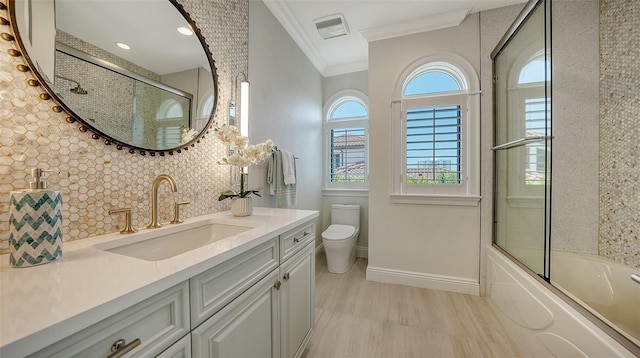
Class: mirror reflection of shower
55,75,88,95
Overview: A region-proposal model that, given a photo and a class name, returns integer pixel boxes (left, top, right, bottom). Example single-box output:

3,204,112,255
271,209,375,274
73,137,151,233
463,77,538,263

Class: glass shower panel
493,0,551,277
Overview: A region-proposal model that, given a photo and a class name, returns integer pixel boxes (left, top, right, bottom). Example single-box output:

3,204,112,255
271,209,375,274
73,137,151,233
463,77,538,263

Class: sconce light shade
240,81,250,137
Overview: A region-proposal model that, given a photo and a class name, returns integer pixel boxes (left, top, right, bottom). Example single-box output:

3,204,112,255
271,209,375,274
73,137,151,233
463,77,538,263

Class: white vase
230,197,253,217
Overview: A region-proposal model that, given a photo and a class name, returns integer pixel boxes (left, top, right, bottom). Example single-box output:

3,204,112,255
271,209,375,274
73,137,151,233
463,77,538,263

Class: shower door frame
490,0,640,354
491,0,552,281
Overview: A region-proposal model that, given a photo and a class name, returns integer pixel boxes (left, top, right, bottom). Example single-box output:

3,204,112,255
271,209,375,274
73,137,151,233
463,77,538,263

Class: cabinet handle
293,231,310,244
283,272,290,281
274,281,282,290
107,338,141,358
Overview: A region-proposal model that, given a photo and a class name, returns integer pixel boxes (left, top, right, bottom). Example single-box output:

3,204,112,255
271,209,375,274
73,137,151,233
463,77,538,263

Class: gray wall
248,0,324,244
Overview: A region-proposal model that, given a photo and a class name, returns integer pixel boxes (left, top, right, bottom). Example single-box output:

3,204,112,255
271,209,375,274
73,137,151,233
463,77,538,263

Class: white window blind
406,105,461,185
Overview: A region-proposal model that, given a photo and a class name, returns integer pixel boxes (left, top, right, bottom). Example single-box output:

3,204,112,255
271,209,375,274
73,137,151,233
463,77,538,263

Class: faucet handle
108,208,138,234
171,201,190,224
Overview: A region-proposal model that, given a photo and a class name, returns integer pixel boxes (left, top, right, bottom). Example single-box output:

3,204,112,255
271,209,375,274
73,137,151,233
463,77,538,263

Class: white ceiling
262,0,527,77
56,0,208,76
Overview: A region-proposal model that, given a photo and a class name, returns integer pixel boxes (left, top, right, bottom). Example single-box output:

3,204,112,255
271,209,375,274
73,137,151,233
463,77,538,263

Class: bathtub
551,251,640,348
486,246,638,357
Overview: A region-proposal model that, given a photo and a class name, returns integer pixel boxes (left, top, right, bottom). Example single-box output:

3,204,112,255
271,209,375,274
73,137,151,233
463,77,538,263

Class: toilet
322,204,360,274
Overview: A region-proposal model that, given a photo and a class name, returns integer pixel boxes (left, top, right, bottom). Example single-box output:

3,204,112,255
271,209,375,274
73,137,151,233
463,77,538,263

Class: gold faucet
147,174,177,229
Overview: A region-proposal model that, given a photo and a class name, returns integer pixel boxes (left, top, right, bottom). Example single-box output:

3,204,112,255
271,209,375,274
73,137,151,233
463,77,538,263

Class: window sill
323,189,369,197
389,194,481,207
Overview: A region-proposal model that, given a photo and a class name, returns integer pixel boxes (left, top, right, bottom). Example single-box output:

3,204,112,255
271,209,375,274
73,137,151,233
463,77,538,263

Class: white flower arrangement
214,123,275,200
180,126,198,143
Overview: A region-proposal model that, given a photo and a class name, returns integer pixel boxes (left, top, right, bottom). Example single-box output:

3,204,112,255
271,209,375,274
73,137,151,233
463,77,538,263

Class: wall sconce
229,73,249,137
240,80,249,137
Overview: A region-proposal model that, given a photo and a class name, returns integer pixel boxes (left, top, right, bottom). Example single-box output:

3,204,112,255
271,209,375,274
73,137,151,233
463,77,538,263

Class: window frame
391,54,480,203
323,90,369,191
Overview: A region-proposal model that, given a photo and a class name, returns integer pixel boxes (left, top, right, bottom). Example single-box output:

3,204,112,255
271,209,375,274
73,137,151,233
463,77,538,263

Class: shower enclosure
492,0,639,353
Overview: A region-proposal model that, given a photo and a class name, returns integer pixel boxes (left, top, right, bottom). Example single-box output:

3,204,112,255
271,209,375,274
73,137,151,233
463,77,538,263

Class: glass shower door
492,0,551,278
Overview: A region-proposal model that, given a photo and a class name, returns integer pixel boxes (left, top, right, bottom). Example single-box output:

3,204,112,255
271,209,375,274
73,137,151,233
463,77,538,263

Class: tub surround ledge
0,207,318,358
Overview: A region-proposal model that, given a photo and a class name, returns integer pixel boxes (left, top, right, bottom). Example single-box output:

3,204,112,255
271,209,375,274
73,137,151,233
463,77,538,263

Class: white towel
281,149,296,185
267,150,297,208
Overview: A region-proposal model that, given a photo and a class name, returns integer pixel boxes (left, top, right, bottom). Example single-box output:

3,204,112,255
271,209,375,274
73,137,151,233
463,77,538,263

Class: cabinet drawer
280,222,315,262
28,282,190,358
190,237,279,328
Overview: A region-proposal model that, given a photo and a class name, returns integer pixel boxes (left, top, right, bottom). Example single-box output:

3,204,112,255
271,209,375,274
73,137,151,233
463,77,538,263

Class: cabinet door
192,270,280,358
157,334,191,358
280,242,315,358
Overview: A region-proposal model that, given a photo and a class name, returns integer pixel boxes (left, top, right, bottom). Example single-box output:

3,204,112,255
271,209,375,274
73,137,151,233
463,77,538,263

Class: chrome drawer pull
293,232,310,244
632,274,640,285
107,338,141,358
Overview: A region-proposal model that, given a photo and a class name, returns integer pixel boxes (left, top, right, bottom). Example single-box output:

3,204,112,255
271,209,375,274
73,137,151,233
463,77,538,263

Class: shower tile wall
600,0,640,269
551,0,599,254
0,0,249,254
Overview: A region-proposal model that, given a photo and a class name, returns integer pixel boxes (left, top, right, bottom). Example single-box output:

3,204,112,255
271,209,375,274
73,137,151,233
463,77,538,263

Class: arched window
512,52,550,188
393,55,480,199
155,99,186,147
324,90,369,190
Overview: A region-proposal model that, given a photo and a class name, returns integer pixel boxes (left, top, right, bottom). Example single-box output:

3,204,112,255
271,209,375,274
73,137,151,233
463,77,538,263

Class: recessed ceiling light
116,42,131,50
314,14,349,40
177,26,193,36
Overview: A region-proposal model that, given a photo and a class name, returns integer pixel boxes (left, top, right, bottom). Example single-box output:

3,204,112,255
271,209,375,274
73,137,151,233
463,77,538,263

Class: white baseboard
366,266,479,296
315,243,369,258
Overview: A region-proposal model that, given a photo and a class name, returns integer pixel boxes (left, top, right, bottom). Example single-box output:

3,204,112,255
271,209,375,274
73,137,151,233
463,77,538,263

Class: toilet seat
321,224,356,241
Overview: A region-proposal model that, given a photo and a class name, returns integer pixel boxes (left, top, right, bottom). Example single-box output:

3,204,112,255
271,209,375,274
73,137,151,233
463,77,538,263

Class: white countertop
0,207,318,357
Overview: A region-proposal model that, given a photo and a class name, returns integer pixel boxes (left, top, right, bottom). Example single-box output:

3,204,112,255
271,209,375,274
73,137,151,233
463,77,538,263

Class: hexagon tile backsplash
0,0,249,254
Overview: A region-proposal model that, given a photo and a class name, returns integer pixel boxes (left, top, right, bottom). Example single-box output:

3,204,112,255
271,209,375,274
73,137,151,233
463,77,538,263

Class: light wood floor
303,253,522,358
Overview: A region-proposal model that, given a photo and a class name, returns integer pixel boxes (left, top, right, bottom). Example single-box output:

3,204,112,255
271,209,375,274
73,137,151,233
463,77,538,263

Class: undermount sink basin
95,220,256,261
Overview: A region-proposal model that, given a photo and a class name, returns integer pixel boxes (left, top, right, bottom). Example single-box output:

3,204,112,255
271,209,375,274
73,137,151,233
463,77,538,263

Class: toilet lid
322,224,356,240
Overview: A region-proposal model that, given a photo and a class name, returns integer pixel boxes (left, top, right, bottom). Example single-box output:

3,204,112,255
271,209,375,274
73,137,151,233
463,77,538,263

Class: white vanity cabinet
8,213,317,358
157,334,191,358
191,269,281,357
191,222,316,358
27,282,190,358
279,241,315,358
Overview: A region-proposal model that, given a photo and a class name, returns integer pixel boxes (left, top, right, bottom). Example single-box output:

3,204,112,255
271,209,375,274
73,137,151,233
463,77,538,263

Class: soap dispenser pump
8,168,63,268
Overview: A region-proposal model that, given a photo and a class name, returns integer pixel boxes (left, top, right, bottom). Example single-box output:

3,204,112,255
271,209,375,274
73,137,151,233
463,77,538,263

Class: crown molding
262,0,329,76
324,60,369,77
361,8,471,42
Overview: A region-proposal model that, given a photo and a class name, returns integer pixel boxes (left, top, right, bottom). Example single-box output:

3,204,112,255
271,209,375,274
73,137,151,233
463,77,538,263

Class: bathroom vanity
0,208,317,358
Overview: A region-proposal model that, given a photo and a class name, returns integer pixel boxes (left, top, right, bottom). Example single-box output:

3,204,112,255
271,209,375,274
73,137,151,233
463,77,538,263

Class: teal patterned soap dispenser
9,168,63,268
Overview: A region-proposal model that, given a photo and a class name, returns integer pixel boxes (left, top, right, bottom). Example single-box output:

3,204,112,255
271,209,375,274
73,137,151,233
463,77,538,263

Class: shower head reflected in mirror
55,75,88,95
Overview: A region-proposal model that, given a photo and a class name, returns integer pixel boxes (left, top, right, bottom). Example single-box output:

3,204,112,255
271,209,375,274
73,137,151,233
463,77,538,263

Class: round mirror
8,0,217,155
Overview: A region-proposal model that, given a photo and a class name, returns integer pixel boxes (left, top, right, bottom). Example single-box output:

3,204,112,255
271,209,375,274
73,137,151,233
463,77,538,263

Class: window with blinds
394,57,479,199
406,105,461,185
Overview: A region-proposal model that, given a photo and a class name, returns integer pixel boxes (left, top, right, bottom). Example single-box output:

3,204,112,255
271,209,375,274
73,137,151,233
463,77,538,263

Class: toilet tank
330,204,360,230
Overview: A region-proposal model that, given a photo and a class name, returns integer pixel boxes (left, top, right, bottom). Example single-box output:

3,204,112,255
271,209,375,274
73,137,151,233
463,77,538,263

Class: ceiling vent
314,14,349,40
